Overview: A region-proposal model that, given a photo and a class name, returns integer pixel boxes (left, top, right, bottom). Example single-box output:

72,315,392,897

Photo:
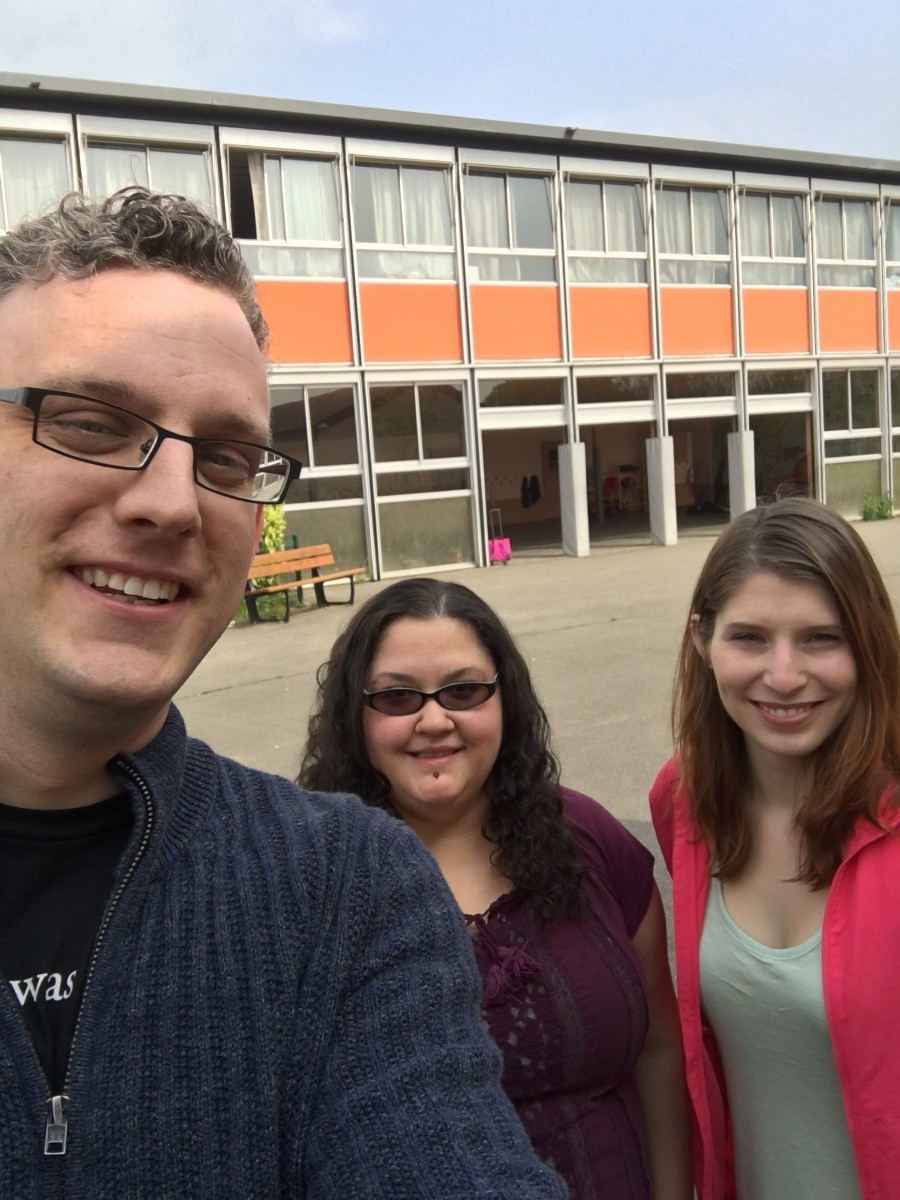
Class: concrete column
559,442,590,557
646,436,677,546
728,430,756,519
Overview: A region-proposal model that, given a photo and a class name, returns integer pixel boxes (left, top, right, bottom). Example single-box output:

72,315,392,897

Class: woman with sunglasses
299,578,691,1200
650,497,900,1200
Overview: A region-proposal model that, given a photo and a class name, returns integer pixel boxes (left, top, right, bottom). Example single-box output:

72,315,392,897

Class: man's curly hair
0,186,267,349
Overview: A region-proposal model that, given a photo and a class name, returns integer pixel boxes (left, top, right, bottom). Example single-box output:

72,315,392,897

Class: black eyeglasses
363,673,500,717
0,387,303,505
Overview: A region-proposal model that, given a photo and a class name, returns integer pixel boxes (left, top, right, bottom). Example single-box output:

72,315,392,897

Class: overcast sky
3,0,899,161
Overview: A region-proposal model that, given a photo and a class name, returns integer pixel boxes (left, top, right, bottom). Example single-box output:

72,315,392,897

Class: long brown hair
299,578,583,917
674,497,900,887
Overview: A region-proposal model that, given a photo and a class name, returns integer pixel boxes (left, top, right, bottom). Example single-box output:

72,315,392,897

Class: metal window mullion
303,387,316,469
397,165,410,249
413,382,425,460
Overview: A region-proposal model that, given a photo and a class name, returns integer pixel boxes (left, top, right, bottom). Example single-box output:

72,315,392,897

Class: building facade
2,71,899,578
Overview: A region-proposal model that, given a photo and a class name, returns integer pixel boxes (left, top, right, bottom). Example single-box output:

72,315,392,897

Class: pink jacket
650,757,900,1200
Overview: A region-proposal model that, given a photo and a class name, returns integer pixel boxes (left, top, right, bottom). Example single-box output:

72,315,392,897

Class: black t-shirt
0,794,132,1093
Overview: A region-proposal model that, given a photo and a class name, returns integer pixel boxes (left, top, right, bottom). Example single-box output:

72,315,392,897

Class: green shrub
861,492,894,521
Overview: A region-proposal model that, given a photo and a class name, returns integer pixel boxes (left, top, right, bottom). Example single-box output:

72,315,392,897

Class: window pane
666,372,735,399
402,166,452,247
772,194,804,258
892,369,900,427
850,371,879,429
264,156,286,239
824,459,882,516
566,180,603,251
824,437,881,459
353,164,402,244
887,205,900,263
86,143,149,197
657,187,691,254
379,495,474,571
568,257,646,283
606,183,645,253
356,249,454,280
693,189,728,256
468,253,556,282
818,264,875,287
741,194,770,257
822,372,849,431
816,198,843,259
308,387,358,466
371,385,418,460
659,259,731,285
149,149,213,213
377,467,468,496
0,138,70,228
509,175,553,249
466,172,508,248
239,243,343,278
283,502,367,576
281,158,340,242
270,391,310,464
419,384,466,458
577,375,653,403
844,200,874,260
479,378,562,406
284,473,363,504
742,262,806,285
748,370,810,396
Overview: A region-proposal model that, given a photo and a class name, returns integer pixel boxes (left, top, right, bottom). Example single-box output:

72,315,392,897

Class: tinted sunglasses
362,673,500,716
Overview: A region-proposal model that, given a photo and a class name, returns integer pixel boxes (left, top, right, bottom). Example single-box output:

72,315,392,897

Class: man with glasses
0,188,565,1199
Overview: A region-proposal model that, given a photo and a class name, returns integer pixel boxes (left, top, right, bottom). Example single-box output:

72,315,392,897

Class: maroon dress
466,788,654,1199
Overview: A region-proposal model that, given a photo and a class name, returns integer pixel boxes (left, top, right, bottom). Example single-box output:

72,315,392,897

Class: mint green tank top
699,878,861,1200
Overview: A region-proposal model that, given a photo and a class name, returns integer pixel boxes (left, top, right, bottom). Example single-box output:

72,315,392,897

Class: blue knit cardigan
0,707,567,1199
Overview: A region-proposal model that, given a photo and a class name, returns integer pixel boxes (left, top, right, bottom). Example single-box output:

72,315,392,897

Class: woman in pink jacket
650,496,900,1200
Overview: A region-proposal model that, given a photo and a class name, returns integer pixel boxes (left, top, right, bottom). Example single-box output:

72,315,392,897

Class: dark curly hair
0,186,268,349
298,578,583,918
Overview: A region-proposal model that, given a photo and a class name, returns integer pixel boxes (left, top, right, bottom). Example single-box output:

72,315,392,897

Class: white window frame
563,174,649,285
820,365,883,460
655,181,732,286
76,114,219,217
739,190,807,286
0,108,75,233
462,164,558,284
813,188,877,289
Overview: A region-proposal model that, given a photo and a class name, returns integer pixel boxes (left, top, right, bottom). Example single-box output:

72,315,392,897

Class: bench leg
245,583,262,625
312,568,356,607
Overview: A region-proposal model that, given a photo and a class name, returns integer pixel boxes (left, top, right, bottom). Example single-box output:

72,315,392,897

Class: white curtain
693,189,727,256
844,199,874,260
887,203,900,263
566,180,603,251
402,166,452,246
1,138,70,228
816,198,843,259
657,187,691,255
281,158,340,242
771,194,804,258
353,164,402,244
741,193,770,256
86,143,149,199
606,182,645,253
465,172,508,248
149,149,213,213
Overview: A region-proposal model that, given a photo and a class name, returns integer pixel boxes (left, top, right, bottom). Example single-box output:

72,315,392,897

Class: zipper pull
44,1094,69,1155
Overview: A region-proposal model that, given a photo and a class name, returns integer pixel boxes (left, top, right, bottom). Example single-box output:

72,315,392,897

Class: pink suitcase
488,508,512,565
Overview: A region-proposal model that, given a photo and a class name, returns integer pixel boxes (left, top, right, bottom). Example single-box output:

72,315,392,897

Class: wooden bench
244,544,366,624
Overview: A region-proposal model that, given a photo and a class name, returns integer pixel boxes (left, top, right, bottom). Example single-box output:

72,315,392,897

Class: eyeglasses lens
368,682,493,716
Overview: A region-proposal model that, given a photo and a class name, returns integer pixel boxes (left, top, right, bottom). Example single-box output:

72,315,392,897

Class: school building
2,70,899,578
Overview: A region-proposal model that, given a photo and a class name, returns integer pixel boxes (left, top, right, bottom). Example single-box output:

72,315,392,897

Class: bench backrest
247,544,335,580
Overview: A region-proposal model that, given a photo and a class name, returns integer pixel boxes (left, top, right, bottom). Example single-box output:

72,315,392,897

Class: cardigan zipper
43,763,155,1158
